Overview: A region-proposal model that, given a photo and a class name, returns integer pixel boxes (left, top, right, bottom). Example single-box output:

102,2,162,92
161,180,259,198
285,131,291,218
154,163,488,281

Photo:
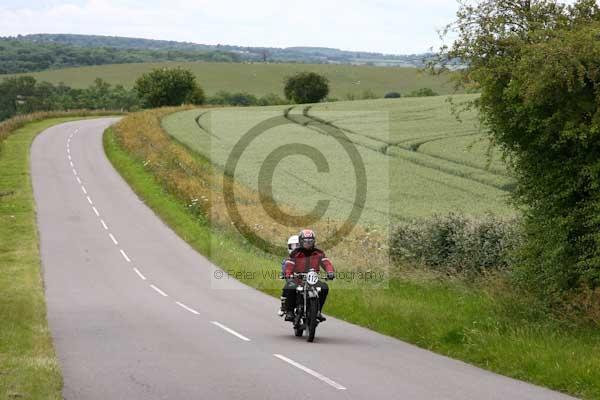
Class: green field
162,95,513,231
5,61,457,98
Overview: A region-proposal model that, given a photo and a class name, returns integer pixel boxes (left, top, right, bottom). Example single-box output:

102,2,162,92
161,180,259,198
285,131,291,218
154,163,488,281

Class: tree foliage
0,76,139,122
283,72,330,104
134,68,205,108
0,38,239,74
437,0,600,299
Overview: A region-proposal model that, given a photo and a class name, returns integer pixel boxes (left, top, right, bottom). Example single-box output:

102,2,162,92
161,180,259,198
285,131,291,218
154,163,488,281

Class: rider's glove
327,271,335,280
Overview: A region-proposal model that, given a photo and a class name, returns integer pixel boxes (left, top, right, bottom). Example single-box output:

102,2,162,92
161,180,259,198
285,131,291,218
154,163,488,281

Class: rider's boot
317,311,326,322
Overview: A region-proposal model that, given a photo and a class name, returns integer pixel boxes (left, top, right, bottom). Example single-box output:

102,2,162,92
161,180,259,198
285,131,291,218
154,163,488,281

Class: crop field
162,94,514,233
5,61,457,98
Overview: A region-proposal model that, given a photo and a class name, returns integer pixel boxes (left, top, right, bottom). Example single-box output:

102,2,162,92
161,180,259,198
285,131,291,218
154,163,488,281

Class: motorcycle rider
280,229,335,322
278,235,300,317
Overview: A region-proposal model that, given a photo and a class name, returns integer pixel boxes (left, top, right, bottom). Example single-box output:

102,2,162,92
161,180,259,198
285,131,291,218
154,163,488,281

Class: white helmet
287,235,300,254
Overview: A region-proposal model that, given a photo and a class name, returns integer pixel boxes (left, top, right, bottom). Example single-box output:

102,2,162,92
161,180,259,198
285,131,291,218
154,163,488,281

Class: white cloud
0,0,460,53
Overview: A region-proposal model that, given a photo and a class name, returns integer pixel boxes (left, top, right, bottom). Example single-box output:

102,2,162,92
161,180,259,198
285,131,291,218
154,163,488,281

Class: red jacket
284,248,334,278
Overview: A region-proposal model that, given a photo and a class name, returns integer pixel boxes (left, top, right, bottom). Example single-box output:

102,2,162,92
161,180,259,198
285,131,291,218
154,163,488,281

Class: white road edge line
176,301,200,315
100,219,108,230
210,321,251,342
150,284,168,297
86,196,93,205
81,185,87,194
133,267,147,280
92,206,100,217
273,354,347,390
120,249,131,262
109,233,118,245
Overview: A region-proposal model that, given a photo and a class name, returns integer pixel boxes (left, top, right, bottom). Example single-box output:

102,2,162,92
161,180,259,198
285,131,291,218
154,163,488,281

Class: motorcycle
286,268,328,342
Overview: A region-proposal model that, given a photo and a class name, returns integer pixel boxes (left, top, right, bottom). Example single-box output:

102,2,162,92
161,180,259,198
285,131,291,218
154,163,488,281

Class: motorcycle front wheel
307,297,319,342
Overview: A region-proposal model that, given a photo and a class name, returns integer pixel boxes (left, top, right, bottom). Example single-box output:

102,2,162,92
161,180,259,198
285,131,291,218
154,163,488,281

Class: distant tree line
0,68,292,122
0,76,139,121
0,38,240,74
14,34,436,67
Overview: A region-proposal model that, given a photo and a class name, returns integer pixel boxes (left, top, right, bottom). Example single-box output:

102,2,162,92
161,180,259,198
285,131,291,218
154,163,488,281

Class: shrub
257,93,288,106
134,67,204,107
361,89,378,99
390,213,522,275
384,92,402,98
228,92,258,106
207,91,265,106
405,88,438,97
283,72,329,104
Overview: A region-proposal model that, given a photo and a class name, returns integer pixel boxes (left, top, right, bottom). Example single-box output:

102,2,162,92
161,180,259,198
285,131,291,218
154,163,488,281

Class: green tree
437,0,600,300
283,72,329,104
134,68,205,108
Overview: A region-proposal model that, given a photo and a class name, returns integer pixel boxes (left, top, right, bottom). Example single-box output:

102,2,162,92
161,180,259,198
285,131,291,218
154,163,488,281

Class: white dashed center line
150,284,168,297
210,321,251,342
176,301,200,315
273,354,347,390
120,249,131,262
64,129,271,358
133,267,147,280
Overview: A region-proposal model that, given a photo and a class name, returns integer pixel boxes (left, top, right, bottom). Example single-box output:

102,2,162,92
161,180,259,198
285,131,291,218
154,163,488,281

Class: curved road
31,119,574,400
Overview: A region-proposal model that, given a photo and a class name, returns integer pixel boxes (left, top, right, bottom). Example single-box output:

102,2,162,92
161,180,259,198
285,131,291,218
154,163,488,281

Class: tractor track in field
286,106,513,192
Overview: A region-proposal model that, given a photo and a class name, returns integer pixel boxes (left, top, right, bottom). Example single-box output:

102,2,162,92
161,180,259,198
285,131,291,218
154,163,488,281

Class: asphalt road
31,118,576,400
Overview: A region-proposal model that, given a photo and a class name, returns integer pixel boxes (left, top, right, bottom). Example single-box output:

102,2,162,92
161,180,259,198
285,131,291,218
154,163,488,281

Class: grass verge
105,113,600,400
0,117,102,400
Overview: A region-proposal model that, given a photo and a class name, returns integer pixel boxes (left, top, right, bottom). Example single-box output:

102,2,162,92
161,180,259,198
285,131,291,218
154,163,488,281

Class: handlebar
279,270,334,280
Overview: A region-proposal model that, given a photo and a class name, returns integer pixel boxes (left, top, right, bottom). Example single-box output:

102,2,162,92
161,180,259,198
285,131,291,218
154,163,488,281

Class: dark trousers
282,280,329,312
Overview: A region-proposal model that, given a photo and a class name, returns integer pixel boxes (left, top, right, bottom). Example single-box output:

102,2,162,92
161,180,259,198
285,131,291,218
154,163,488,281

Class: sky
0,0,461,54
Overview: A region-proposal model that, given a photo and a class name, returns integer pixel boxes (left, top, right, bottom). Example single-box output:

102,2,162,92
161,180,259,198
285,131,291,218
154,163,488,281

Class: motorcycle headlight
296,286,304,291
